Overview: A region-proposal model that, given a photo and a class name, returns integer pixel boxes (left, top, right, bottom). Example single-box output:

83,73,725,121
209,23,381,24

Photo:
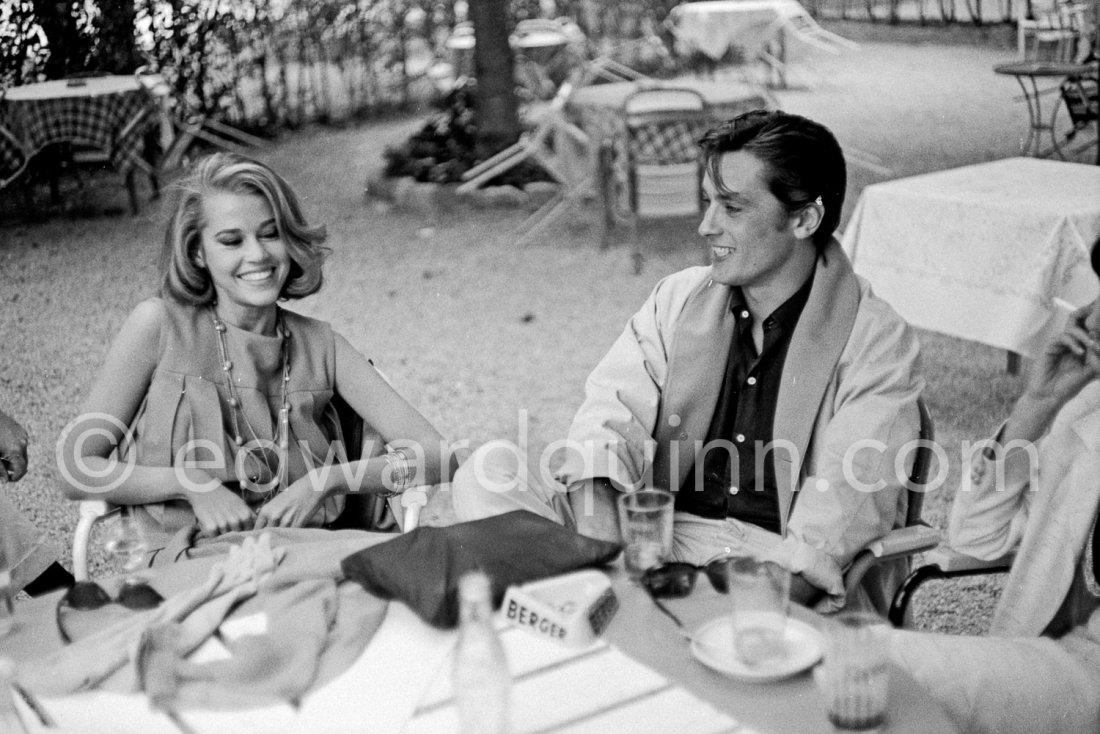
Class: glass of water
102,507,149,581
616,490,674,577
728,556,791,667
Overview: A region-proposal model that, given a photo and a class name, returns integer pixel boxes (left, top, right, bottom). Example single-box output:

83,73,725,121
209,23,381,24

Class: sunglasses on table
56,579,165,643
641,560,730,599
62,578,164,610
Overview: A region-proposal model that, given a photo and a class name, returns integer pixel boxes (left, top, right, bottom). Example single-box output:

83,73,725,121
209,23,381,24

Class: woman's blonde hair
159,152,329,304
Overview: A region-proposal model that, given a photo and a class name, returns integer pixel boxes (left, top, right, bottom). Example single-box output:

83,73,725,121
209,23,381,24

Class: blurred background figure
0,408,72,596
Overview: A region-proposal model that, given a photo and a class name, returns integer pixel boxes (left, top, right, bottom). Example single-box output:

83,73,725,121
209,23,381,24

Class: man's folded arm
556,271,701,491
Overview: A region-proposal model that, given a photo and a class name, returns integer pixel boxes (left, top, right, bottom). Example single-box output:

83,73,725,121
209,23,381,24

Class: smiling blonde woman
58,153,452,560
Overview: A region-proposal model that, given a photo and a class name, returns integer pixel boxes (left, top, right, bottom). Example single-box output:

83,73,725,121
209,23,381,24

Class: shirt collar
729,269,816,332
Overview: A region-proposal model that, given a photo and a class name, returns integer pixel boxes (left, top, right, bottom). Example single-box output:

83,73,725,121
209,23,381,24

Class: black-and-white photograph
1,0,1098,731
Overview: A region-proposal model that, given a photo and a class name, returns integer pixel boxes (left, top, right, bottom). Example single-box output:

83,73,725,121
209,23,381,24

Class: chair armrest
920,546,1016,574
841,525,942,613
73,500,118,581
866,524,943,560
887,546,1015,628
399,487,430,533
842,524,942,600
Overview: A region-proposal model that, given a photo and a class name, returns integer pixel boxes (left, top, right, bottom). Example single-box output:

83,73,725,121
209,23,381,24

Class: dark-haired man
454,110,923,612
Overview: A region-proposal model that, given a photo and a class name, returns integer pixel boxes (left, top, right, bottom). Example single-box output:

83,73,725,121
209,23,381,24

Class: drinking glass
819,611,891,732
102,508,149,582
616,490,674,577
728,556,790,666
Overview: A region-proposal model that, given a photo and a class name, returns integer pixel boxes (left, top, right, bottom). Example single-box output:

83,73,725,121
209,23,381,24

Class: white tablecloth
3,75,144,102
404,625,741,734
19,603,455,734
669,0,805,60
841,157,1100,358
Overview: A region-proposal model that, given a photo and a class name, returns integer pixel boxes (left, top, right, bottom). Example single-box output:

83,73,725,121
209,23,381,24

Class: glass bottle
452,571,511,734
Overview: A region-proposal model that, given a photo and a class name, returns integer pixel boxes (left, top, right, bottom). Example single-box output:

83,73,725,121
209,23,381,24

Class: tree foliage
2,0,694,133
0,1,47,89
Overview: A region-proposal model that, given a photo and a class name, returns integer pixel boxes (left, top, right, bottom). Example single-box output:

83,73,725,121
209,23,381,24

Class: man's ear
791,201,823,241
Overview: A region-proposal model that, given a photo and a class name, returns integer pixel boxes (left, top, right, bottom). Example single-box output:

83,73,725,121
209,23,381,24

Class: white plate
690,616,824,683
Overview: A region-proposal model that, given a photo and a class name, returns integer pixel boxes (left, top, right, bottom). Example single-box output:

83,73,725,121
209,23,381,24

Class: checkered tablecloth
0,76,157,188
568,79,769,220
630,120,711,164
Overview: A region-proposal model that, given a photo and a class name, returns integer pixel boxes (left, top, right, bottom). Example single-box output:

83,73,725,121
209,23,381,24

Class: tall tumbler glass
819,611,891,732
728,556,791,666
616,490,674,577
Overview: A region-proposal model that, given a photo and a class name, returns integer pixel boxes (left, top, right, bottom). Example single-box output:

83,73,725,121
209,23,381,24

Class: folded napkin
136,576,338,711
20,534,286,696
19,533,387,713
341,510,622,629
25,601,452,734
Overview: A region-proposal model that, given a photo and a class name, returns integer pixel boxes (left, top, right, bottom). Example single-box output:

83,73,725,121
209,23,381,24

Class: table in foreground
0,539,954,732
841,157,1100,361
604,574,954,733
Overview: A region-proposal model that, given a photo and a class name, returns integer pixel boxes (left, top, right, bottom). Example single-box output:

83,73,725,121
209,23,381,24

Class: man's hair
698,109,846,251
159,152,329,305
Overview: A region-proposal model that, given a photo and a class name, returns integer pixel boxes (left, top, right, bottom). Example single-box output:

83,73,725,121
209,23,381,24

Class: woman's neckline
212,304,282,337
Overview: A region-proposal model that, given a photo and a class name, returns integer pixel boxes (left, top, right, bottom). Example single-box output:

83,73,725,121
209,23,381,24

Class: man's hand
568,478,622,543
188,484,255,536
0,409,29,482
254,474,327,530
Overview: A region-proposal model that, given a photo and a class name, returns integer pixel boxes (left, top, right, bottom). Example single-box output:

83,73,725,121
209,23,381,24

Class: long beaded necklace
211,306,291,502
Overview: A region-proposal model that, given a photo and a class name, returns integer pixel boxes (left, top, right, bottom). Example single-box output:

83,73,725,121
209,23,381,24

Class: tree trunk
92,0,140,73
469,0,520,157
33,0,90,78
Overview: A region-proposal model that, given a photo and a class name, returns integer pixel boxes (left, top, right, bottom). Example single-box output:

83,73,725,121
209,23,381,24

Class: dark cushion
340,511,622,629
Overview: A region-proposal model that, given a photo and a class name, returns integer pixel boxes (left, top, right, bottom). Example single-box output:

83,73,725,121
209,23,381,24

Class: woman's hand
254,473,327,530
188,484,255,536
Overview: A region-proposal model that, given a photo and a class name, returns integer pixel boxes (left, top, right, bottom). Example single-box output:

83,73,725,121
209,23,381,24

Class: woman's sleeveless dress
122,297,349,551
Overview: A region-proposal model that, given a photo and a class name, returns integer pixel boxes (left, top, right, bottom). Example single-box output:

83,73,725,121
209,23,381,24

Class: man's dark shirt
674,272,815,533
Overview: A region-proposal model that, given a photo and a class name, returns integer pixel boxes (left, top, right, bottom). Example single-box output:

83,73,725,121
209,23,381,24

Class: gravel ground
0,21,1059,630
